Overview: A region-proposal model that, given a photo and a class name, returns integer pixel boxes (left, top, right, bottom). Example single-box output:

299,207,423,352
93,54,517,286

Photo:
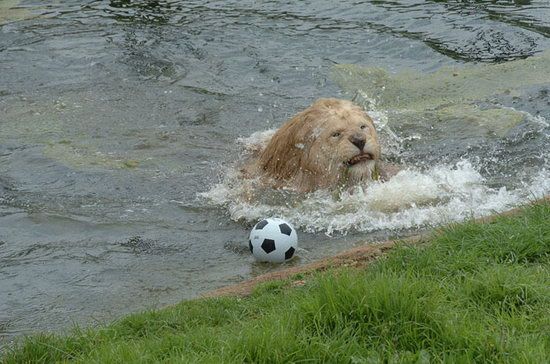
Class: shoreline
203,196,549,298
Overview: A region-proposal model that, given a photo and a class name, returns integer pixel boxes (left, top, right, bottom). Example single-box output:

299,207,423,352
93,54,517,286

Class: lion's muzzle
345,153,374,166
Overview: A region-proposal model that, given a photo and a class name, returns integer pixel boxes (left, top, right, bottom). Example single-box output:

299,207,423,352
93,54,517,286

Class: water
1,0,549,347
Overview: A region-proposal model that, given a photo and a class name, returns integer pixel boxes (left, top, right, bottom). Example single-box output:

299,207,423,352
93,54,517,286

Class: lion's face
306,104,380,186
258,98,381,192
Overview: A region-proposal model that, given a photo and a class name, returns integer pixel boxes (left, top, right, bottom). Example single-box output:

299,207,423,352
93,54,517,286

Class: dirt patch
203,235,424,298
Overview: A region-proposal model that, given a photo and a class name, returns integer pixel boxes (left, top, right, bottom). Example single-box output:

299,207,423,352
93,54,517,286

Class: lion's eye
360,125,367,130
331,132,341,138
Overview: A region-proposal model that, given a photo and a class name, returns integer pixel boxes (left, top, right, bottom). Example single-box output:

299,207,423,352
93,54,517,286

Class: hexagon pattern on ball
255,220,268,229
285,247,295,260
279,223,292,236
261,239,276,254
249,217,298,263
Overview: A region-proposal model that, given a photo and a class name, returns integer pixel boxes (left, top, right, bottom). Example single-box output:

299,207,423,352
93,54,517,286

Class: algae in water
333,52,550,111
332,52,550,138
0,1,32,24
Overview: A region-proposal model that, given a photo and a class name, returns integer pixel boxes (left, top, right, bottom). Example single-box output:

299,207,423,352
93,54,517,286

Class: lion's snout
349,133,366,151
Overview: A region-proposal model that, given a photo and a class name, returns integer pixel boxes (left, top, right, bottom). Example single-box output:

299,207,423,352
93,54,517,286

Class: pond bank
4,198,549,363
203,196,549,299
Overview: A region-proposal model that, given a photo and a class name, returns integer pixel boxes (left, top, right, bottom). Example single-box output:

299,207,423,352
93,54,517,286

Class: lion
243,98,395,193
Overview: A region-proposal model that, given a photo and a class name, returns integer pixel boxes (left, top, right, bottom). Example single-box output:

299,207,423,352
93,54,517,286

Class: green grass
4,202,549,363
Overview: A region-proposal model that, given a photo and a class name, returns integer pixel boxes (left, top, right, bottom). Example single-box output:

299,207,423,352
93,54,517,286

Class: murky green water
1,0,549,347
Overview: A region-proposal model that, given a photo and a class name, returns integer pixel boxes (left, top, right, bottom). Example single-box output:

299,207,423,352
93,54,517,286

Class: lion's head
258,98,381,192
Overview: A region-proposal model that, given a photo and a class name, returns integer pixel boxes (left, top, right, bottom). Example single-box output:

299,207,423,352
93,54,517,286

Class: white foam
199,159,549,236
236,129,276,154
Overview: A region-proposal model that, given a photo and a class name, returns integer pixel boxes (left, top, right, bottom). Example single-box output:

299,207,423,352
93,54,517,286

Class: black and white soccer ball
249,218,298,263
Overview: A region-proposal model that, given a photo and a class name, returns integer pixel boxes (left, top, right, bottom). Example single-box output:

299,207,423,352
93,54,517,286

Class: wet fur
243,98,392,193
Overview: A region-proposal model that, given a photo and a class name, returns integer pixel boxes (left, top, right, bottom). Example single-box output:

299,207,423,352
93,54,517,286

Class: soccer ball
249,218,298,263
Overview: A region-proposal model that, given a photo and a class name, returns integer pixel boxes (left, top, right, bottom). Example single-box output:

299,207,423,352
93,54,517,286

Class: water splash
200,153,548,236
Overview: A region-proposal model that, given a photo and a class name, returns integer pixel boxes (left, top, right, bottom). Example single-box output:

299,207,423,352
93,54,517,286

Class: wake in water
201,162,548,236
200,120,548,236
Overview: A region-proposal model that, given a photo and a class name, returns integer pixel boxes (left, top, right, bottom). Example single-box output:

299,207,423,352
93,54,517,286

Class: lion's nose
349,134,366,151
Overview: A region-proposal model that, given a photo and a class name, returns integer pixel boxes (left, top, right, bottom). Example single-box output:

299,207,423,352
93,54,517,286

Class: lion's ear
258,108,320,181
